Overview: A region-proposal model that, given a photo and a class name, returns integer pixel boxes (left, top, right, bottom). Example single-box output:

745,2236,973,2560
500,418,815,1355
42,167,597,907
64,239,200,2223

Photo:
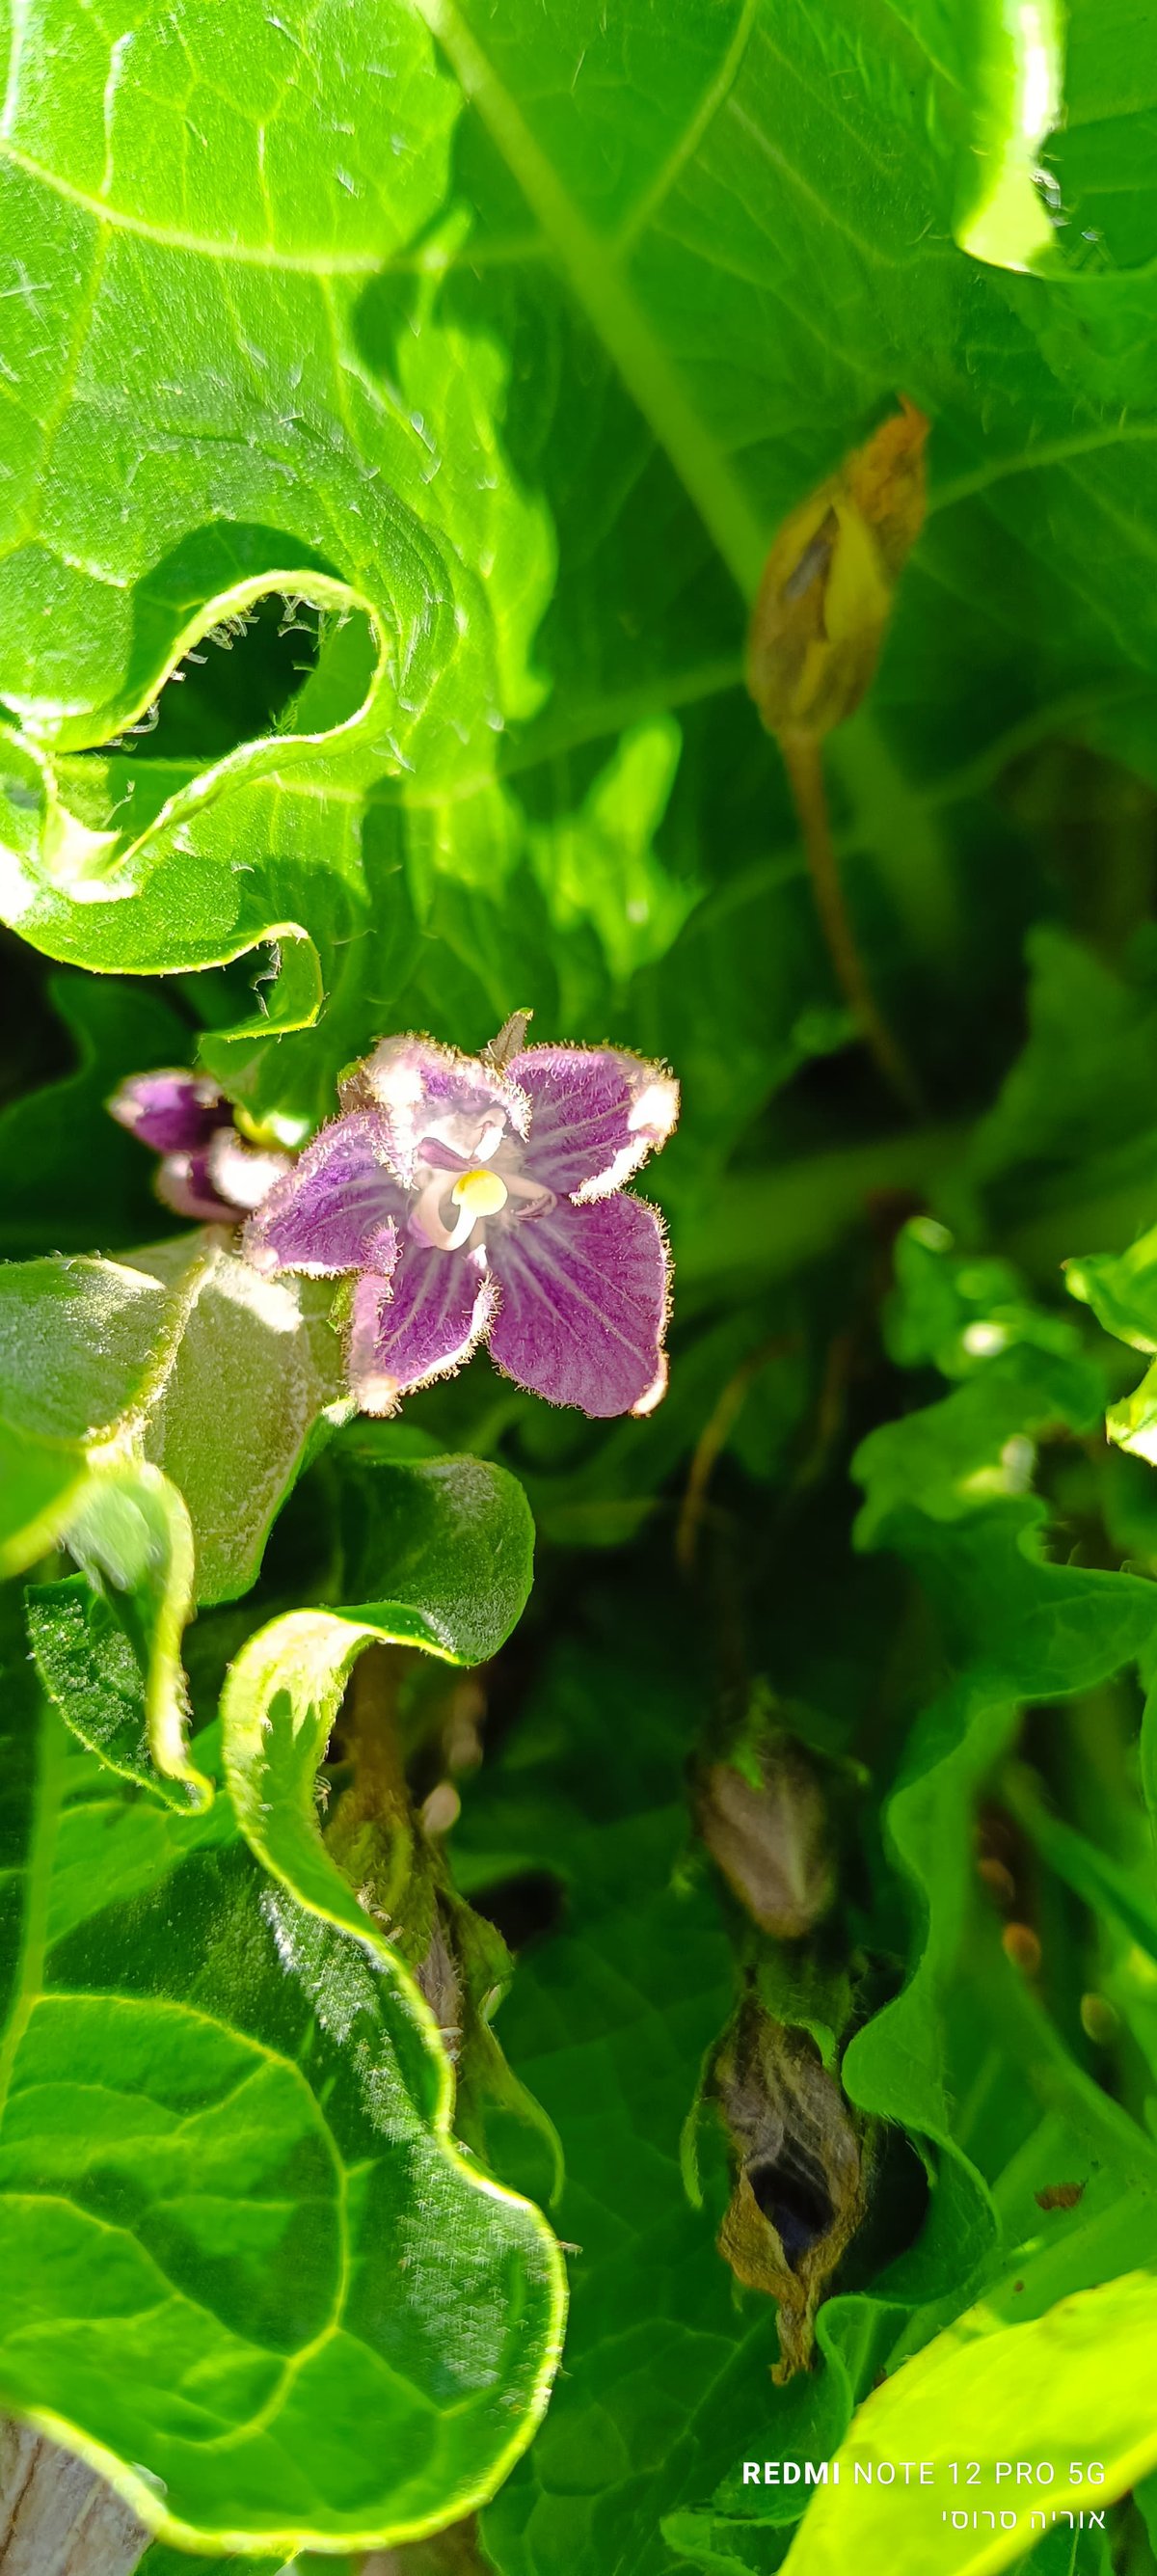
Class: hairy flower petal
488,1192,670,1417
510,1046,679,1201
340,1035,526,1184
349,1240,497,1414
245,1112,403,1278
108,1069,229,1156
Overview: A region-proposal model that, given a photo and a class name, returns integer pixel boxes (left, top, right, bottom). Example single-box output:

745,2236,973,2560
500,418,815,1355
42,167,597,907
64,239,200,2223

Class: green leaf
27,1457,209,1808
1001,1764,1157,1966
134,1239,349,1607
222,1450,534,1936
855,1222,1157,1696
0,1603,563,2553
1068,1222,1157,1470
959,932,1157,1276
19,0,1157,1163
779,2272,1157,2576
0,1252,184,1573
954,0,1063,273
62,1462,206,1799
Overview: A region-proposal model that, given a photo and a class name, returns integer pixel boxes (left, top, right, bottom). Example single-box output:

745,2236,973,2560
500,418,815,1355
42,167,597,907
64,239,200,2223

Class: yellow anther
451,1166,509,1218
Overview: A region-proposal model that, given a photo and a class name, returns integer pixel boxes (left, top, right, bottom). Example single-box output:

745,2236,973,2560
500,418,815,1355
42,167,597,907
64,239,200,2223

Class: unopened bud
746,396,928,742
698,1735,833,1939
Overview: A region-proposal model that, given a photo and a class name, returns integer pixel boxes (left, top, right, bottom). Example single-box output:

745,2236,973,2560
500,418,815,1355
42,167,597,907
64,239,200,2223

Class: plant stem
675,1331,796,1570
782,731,924,1115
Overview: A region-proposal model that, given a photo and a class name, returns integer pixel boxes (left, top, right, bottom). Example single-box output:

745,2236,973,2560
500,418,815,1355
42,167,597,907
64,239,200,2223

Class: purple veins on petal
244,1111,403,1278
349,1240,498,1415
108,1069,230,1157
510,1046,679,1201
340,1034,526,1183
487,1190,671,1418
239,1022,679,1421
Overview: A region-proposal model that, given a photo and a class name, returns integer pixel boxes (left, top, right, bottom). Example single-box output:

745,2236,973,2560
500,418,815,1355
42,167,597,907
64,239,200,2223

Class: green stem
783,733,924,1116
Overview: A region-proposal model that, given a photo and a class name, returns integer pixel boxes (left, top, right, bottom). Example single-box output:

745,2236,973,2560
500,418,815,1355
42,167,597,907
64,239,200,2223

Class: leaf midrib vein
411,0,767,598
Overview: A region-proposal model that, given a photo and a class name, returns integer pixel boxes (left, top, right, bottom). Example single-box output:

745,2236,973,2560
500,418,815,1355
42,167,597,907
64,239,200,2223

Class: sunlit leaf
0,1605,563,2554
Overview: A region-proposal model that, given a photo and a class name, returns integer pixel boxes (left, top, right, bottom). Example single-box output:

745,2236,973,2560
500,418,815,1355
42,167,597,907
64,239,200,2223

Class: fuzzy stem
781,731,923,1115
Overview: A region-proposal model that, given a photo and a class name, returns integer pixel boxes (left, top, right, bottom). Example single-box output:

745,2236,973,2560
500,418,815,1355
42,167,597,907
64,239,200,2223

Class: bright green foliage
0,1600,562,2554
0,1252,182,1570
222,1448,534,1936
27,1459,207,1805
782,2272,1157,2576
132,1240,347,1606
11,0,1157,1164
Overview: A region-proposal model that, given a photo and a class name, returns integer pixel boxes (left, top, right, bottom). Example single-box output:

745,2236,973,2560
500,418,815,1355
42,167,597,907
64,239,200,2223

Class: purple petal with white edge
155,1152,237,1224
487,1191,671,1418
339,1035,527,1184
109,1069,229,1155
510,1046,679,1201
348,1240,497,1415
243,1111,403,1278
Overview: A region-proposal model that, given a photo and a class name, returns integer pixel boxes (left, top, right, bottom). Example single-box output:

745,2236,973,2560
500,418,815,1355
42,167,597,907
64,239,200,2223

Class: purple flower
108,1070,292,1223
243,1033,679,1418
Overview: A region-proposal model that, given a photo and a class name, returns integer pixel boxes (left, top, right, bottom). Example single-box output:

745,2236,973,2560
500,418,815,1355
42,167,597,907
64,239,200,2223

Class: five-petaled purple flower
108,1070,292,1222
244,1032,679,1419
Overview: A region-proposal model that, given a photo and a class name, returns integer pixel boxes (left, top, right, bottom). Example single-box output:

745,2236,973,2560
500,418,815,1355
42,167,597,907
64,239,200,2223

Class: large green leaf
13,0,1157,1179
780,2272,1157,2576
0,1597,563,2554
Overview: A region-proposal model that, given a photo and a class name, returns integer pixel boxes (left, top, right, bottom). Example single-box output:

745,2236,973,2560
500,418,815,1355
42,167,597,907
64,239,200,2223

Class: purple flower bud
108,1070,230,1157
109,1071,292,1226
245,1032,680,1419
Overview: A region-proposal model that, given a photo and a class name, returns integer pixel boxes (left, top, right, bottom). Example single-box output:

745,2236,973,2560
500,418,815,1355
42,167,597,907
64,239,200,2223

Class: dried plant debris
713,2001,867,2382
1036,2182,1087,2212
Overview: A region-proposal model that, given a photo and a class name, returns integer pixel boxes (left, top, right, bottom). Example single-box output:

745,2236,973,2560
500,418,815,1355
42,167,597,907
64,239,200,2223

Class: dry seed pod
713,2002,866,2381
698,1733,834,1939
746,397,928,742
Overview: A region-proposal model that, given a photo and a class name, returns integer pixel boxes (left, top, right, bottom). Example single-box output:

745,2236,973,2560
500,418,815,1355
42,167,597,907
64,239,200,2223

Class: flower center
410,1157,515,1253
451,1166,509,1219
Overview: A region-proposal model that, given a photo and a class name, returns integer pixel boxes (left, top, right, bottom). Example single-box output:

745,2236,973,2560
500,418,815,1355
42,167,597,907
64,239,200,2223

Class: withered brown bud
698,1734,833,1939
713,2002,866,2381
746,396,928,743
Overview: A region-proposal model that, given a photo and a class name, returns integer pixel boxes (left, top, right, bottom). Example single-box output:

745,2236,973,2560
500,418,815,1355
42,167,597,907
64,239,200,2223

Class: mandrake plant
2,3,1157,2575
